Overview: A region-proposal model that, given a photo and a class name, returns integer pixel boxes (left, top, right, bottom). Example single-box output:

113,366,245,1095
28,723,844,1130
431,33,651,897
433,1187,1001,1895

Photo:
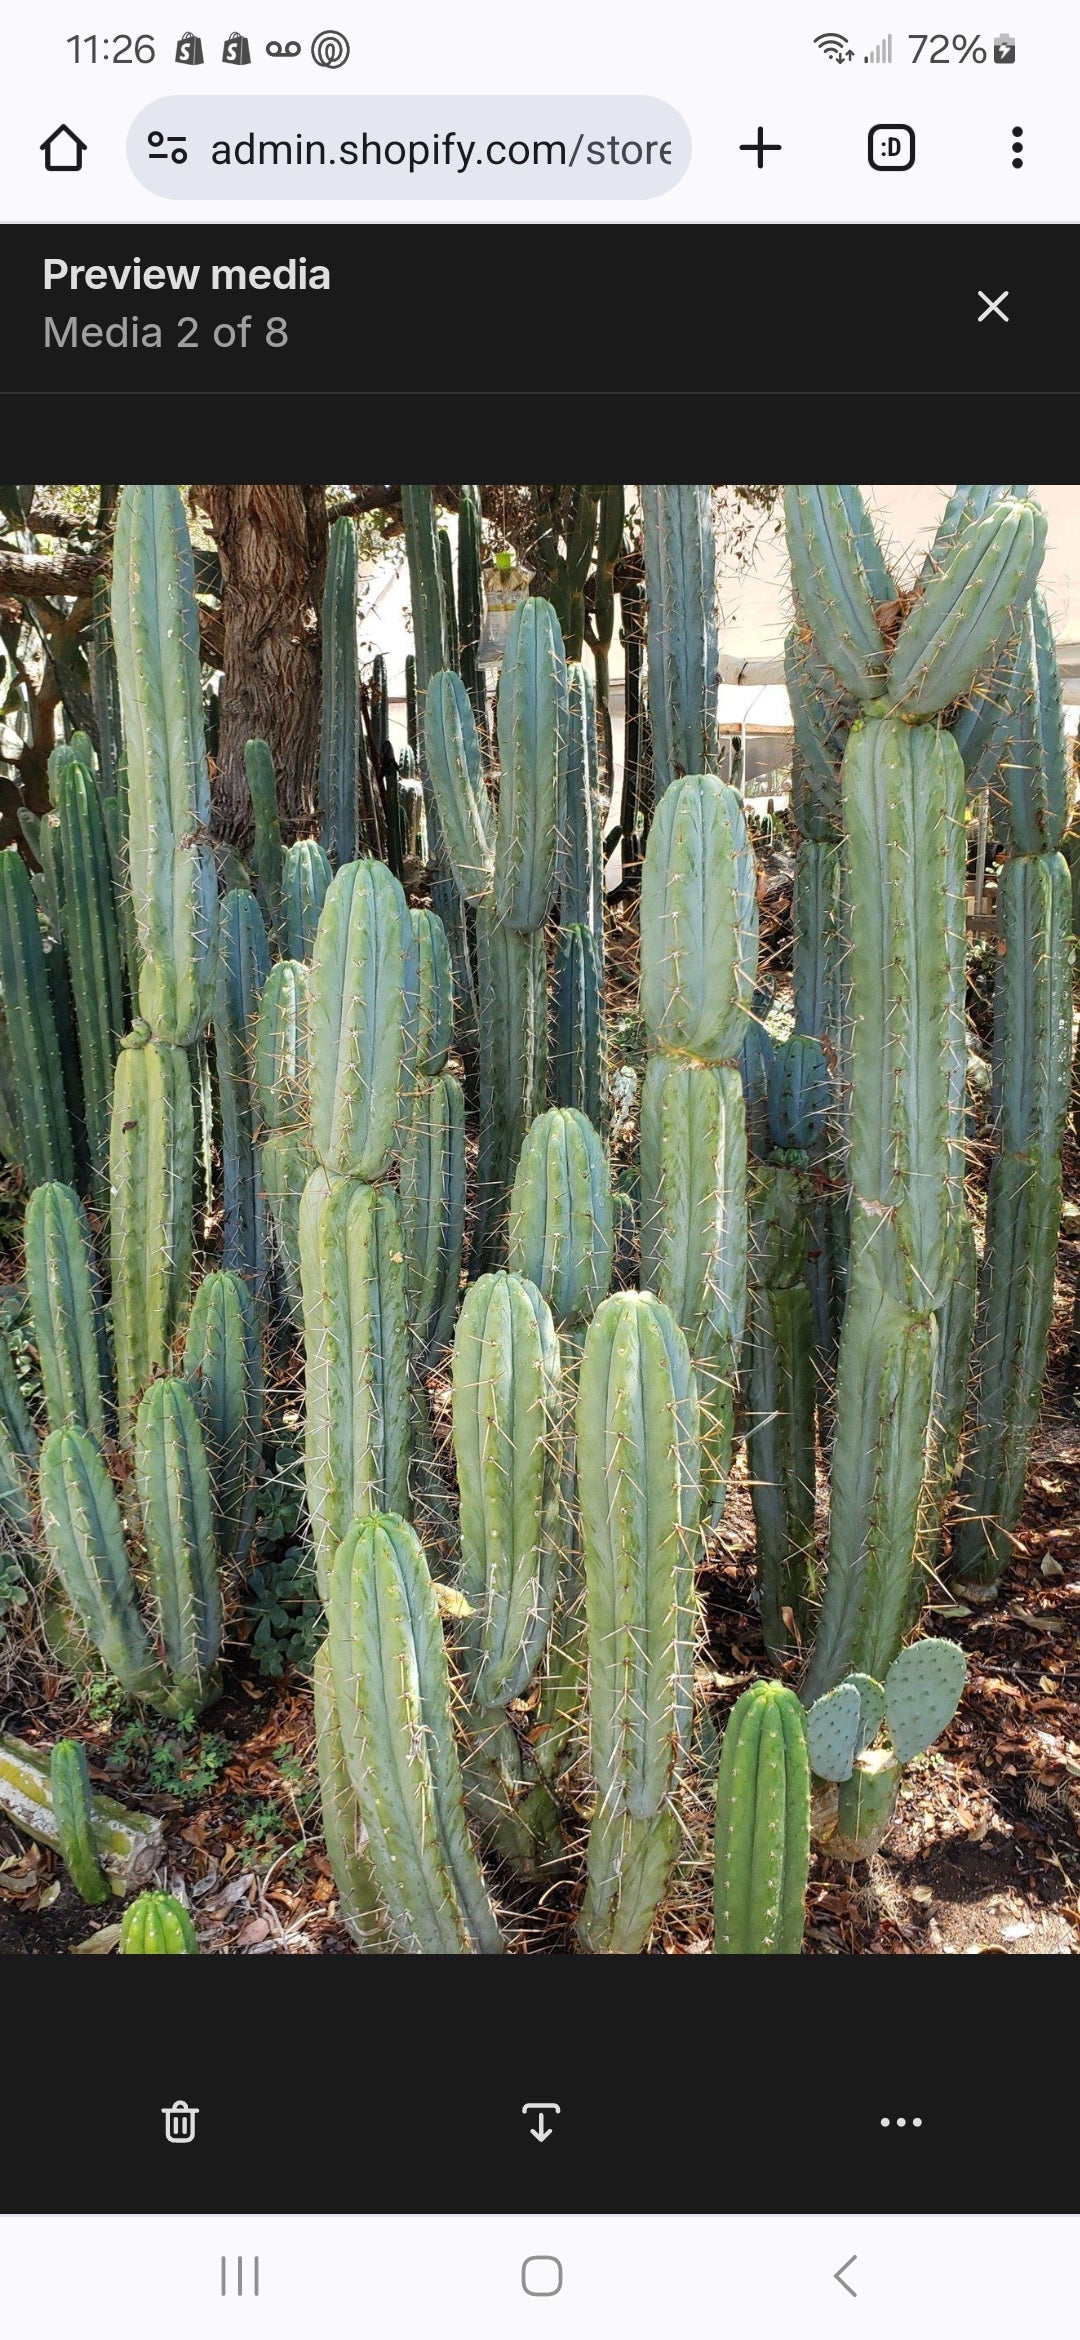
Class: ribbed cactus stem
577,1292,700,1953
282,838,332,963
109,1034,194,1440
51,1739,111,1905
56,755,124,1210
300,1169,412,1598
313,1636,391,1951
328,1512,503,1954
25,1181,111,1442
457,485,484,722
453,1272,562,1712
111,483,218,1046
0,847,74,1187
745,1161,818,1657
39,1425,166,1705
183,1269,263,1567
307,857,410,1184
474,905,547,1262
493,597,567,934
214,888,270,1297
712,1682,811,1954
135,1376,222,1715
552,923,605,1129
399,1072,466,1371
319,516,361,869
641,485,719,799
245,739,285,951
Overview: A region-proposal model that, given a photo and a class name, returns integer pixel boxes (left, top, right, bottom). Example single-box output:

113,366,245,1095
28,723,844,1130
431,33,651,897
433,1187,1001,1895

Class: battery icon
994,33,1016,61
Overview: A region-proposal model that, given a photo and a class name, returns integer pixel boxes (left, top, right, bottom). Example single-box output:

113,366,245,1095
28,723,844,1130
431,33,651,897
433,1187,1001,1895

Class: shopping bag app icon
222,31,251,63
175,32,204,63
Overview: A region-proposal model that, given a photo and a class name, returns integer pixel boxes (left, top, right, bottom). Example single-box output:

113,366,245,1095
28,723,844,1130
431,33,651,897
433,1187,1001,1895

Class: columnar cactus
135,1377,222,1714
398,907,464,1369
954,590,1074,1588
789,486,1046,1695
508,1108,614,1335
50,1738,111,1905
312,1636,391,1951
38,1426,167,1706
0,847,74,1188
474,906,547,1253
25,1181,111,1442
282,838,332,963
744,1157,818,1657
641,485,718,800
110,1033,195,1438
300,856,412,1597
327,1512,503,1954
457,486,485,723
214,888,270,1297
319,516,362,870
301,1170,411,1598
453,1272,562,1713
712,1683,810,1954
56,753,124,1210
552,922,604,1129
256,957,312,1317
577,1292,700,1953
183,1269,263,1566
111,483,218,1048
639,773,758,1509
245,739,285,953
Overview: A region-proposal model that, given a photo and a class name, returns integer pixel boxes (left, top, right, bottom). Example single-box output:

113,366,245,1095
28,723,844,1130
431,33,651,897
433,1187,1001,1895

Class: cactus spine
953,599,1073,1585
319,516,361,869
712,1683,810,1954
56,754,124,1210
328,1512,503,1954
639,773,758,1508
0,848,74,1187
577,1292,700,1952
25,1182,111,1441
183,1270,263,1566
641,485,719,799
51,1738,111,1905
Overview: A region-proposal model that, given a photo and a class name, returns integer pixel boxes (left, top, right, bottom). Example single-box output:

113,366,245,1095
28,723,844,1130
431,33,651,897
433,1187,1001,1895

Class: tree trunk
192,485,327,847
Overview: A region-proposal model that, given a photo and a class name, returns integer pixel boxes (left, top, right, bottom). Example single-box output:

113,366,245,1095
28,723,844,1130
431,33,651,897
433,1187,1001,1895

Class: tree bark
192,485,328,846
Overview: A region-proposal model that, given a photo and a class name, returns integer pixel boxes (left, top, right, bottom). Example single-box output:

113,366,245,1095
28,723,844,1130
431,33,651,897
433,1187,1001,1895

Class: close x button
977,288,1010,322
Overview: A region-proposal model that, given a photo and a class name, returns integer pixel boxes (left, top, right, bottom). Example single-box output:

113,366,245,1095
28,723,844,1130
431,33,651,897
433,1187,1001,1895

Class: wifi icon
814,31,854,58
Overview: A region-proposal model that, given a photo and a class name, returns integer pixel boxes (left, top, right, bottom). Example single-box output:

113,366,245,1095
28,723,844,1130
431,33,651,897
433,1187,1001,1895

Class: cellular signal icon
865,32,893,60
814,32,855,61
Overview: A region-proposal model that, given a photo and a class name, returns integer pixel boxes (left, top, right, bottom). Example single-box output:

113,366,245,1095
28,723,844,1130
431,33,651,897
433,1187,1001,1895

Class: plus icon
739,127,782,167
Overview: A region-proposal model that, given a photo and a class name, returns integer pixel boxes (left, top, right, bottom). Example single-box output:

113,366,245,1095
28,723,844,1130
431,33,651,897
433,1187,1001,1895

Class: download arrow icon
522,2102,560,2142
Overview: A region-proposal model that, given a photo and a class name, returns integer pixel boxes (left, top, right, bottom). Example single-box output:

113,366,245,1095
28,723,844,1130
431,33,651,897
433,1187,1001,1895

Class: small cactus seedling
120,1890,198,1953
805,1637,967,1859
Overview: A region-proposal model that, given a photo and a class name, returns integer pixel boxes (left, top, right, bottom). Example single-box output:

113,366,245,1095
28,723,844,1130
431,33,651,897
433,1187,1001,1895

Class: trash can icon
175,32,204,63
162,2098,199,2144
222,31,251,63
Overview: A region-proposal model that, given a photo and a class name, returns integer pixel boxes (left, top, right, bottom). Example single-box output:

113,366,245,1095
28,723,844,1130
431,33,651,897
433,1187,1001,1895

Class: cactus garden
0,480,1077,1954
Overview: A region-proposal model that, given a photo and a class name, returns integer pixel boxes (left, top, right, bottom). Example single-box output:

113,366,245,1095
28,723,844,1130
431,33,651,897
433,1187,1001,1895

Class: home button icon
41,124,87,172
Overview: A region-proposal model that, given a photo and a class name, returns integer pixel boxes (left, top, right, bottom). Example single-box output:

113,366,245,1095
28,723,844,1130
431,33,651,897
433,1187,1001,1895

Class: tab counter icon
162,2099,199,2144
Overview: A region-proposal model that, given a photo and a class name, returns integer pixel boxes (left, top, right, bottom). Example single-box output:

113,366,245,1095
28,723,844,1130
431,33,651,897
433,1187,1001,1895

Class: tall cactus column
641,485,719,802
300,856,412,1598
638,772,759,1515
426,595,567,1263
954,590,1074,1589
785,486,1046,1697
110,484,219,1437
